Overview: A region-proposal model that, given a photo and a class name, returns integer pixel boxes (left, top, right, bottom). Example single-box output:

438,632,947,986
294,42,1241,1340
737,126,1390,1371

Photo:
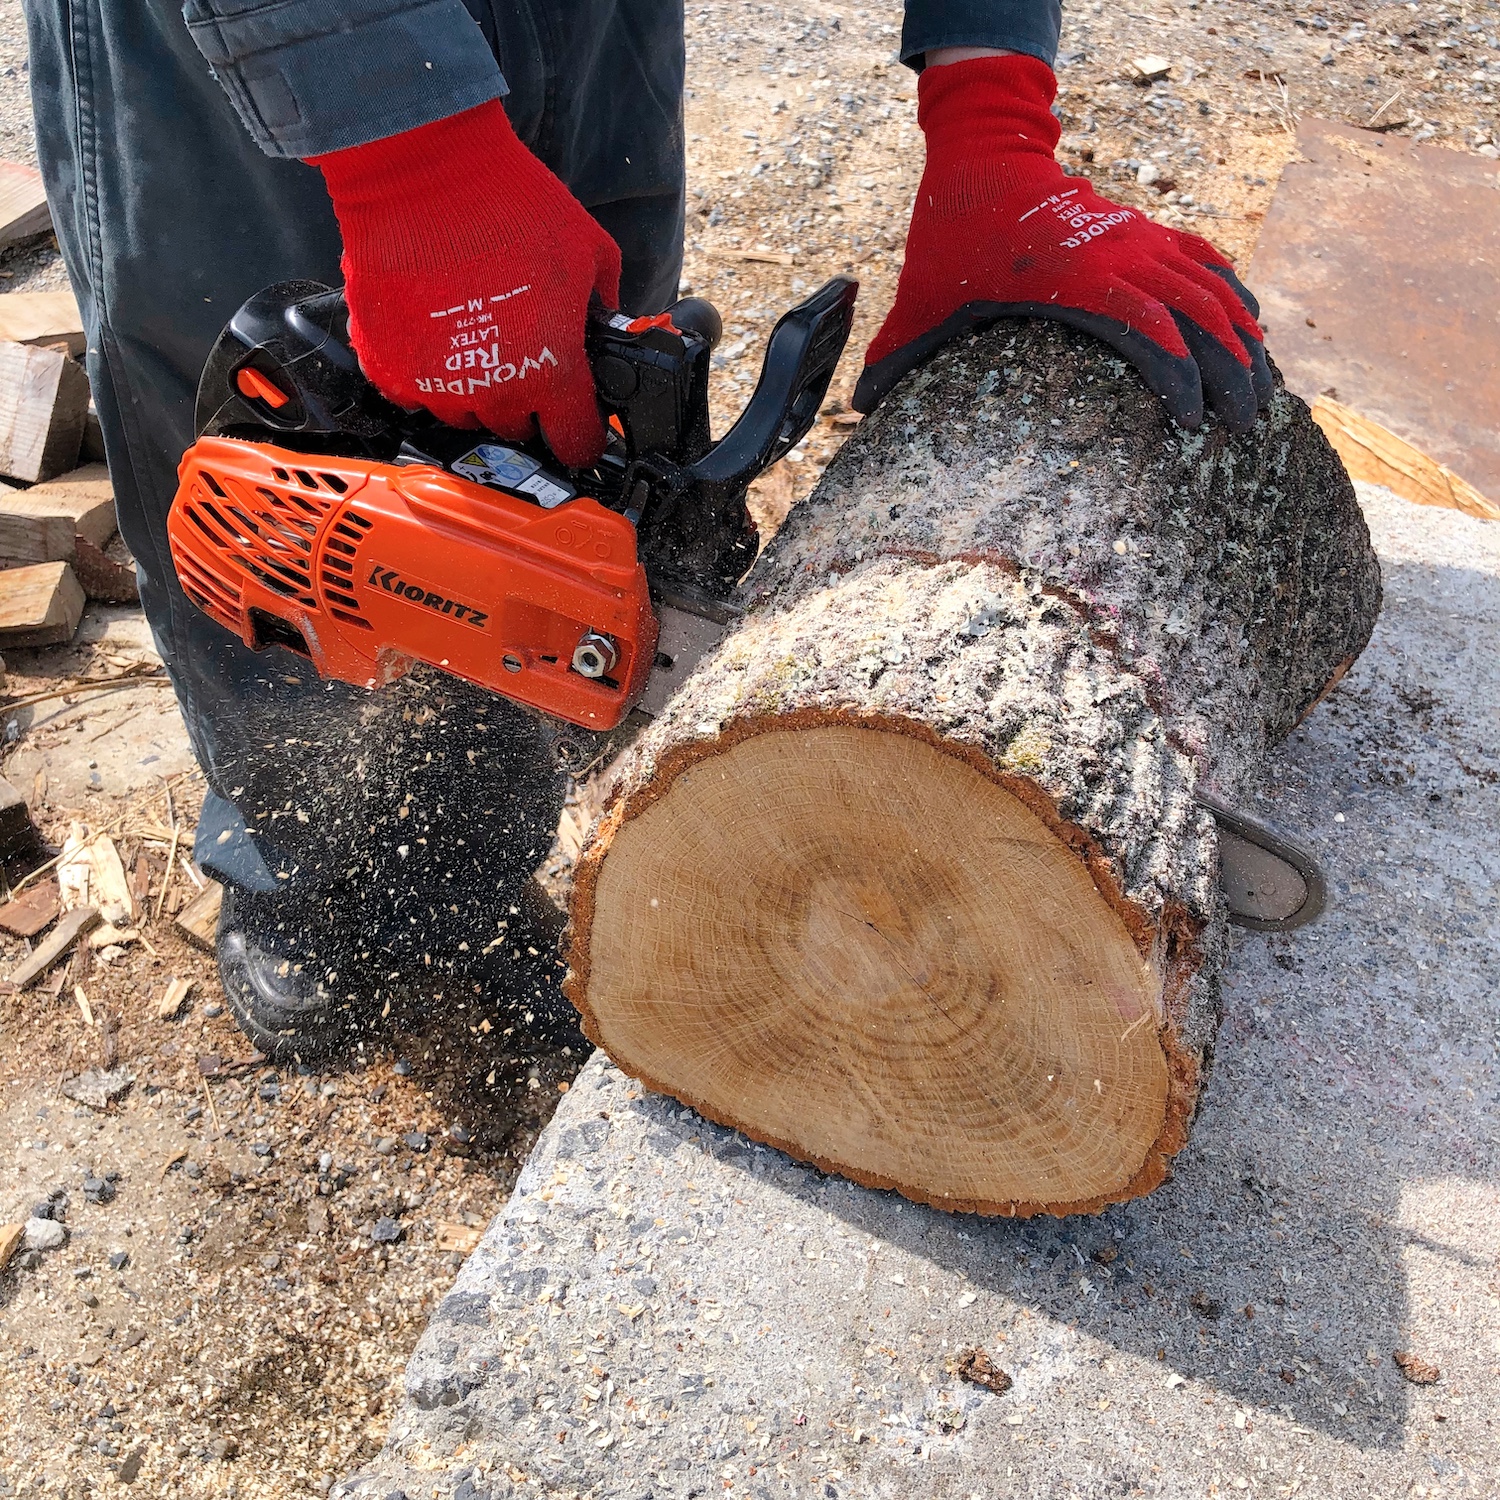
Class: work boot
215,886,368,1063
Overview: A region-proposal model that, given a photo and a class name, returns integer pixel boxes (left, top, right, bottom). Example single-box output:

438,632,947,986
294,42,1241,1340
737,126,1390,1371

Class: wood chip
955,1347,1013,1394
160,1149,187,1180
718,248,796,266
88,831,135,920
0,1221,22,1270
58,824,91,909
1393,1350,1440,1385
1130,54,1172,82
435,1221,485,1255
87,923,136,950
157,976,194,1021
0,877,59,937
73,984,92,1026
174,878,222,953
5,904,98,988
129,851,151,907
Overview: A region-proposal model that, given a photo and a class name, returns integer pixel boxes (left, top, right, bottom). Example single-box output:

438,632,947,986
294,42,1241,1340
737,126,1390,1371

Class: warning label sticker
453,444,576,509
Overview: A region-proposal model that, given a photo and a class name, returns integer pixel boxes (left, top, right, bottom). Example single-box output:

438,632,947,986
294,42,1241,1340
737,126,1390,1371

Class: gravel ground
2,0,1498,1496
0,628,580,1498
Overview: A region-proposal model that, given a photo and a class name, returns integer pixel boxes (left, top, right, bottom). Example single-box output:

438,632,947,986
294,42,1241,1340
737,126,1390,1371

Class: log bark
566,319,1381,1217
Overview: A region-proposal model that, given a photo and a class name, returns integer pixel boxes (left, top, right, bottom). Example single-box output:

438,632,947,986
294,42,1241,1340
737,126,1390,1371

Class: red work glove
310,100,621,467
855,55,1270,432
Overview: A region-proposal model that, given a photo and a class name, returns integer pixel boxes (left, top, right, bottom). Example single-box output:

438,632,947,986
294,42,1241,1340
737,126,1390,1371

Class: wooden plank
0,161,52,250
0,289,83,356
5,904,98,989
174,878,223,952
0,462,116,564
0,560,85,647
0,342,90,483
1312,396,1499,522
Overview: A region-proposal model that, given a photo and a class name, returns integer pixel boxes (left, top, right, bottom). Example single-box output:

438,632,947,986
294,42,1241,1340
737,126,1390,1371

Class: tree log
566,320,1381,1217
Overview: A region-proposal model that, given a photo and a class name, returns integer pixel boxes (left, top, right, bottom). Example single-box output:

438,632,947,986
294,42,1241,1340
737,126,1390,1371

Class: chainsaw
167,277,1326,933
168,274,858,770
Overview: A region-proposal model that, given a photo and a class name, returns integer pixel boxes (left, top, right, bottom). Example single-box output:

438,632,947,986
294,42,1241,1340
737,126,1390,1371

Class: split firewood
0,560,85,647
0,288,84,356
71,535,138,604
0,773,37,860
567,319,1381,1218
0,463,118,566
0,161,52,251
0,341,90,484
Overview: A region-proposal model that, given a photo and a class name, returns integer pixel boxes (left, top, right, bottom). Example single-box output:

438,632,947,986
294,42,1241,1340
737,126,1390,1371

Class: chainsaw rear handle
196,281,735,467
195,280,405,445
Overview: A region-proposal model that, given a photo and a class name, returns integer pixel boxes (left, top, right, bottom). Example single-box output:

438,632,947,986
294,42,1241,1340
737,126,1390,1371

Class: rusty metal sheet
1248,117,1500,503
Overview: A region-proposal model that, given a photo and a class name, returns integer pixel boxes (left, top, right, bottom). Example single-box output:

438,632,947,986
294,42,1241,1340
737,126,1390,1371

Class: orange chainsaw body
168,435,656,730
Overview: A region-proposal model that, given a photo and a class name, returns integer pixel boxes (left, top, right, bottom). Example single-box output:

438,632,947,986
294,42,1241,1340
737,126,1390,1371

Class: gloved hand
855,55,1271,432
310,100,621,467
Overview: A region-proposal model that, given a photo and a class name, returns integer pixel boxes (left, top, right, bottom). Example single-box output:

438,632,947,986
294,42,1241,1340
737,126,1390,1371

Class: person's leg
22,0,686,1052
489,0,687,313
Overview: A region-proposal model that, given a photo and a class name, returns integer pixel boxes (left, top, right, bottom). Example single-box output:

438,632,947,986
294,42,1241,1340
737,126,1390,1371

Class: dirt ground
1,0,1497,1496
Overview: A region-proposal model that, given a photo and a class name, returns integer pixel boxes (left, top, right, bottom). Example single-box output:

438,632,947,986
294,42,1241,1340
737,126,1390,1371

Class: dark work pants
22,0,685,964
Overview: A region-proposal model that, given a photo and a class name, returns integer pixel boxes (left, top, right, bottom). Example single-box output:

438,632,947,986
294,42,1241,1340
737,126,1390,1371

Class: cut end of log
567,318,1379,1220
571,720,1181,1216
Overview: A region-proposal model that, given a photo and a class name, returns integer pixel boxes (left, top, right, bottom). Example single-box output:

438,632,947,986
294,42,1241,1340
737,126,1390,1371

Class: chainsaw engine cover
170,436,656,729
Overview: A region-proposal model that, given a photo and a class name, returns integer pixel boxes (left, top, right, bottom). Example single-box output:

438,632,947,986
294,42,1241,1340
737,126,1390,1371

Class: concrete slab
339,485,1500,1500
